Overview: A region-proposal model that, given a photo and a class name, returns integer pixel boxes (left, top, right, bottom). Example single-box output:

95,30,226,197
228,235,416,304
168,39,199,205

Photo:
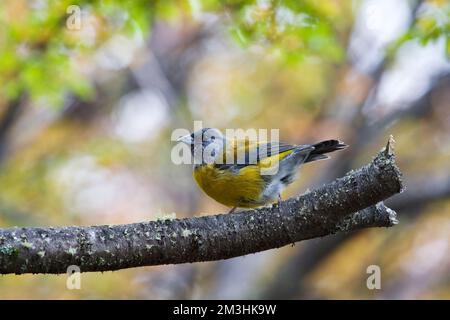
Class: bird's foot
228,207,237,214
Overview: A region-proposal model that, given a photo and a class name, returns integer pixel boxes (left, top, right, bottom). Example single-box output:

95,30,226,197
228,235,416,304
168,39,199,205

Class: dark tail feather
304,140,347,163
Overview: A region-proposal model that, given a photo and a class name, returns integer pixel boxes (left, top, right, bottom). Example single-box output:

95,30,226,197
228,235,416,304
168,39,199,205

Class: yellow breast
193,148,295,208
193,164,265,207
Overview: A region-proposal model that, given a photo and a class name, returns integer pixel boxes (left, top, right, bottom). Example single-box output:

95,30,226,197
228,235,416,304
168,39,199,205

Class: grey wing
265,144,314,184
213,142,298,171
258,144,314,202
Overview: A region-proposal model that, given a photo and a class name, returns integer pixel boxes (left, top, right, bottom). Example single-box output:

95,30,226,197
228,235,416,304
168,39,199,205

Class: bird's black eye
211,136,215,141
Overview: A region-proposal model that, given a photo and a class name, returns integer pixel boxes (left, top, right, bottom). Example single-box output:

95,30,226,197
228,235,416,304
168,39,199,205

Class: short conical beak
176,134,193,145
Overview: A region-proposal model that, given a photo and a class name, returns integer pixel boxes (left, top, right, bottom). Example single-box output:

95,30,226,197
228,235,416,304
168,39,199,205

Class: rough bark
0,138,403,274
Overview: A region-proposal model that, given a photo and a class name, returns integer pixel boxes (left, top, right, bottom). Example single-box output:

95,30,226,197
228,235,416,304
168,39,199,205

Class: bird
177,128,347,213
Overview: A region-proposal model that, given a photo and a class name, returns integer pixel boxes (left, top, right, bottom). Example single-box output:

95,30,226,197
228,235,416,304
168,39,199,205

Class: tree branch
0,139,403,274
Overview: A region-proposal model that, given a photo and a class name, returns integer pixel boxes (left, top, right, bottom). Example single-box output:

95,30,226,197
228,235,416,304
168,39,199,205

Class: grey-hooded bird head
177,128,225,164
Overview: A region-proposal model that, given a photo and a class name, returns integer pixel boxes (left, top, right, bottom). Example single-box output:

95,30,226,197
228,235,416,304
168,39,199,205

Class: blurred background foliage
0,0,449,299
